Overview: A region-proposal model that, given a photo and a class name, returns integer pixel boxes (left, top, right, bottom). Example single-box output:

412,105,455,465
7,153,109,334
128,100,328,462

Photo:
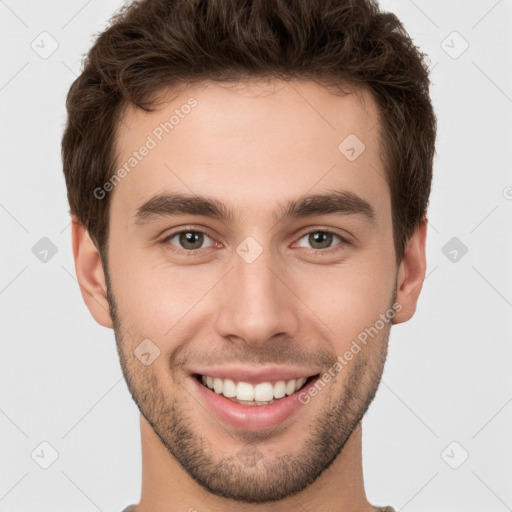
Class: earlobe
71,219,113,328
392,217,428,325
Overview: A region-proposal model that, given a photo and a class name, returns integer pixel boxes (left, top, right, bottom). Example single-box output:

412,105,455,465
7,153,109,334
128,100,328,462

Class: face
97,79,403,502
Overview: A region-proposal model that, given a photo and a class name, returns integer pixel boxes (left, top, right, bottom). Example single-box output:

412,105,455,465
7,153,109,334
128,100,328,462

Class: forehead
111,79,388,223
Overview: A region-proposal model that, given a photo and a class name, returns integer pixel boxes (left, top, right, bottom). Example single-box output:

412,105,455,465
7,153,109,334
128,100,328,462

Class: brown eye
297,230,343,251
311,231,333,249
166,230,213,251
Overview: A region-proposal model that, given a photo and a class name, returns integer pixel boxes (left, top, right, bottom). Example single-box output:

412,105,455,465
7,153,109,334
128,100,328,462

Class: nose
213,241,300,348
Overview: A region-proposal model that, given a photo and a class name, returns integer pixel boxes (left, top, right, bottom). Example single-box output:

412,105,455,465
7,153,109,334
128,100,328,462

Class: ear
71,219,113,328
392,217,428,325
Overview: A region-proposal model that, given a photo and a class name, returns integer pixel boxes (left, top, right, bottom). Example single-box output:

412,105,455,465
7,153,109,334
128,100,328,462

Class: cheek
296,256,395,348
109,231,396,348
109,250,217,336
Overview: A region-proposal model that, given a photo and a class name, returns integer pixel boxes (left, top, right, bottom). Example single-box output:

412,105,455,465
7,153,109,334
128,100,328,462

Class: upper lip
191,365,320,385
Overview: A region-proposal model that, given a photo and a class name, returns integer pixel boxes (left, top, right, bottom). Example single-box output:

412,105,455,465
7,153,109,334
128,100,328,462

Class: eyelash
162,227,350,257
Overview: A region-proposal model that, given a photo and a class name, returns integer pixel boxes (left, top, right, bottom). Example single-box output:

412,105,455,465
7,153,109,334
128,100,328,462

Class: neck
136,414,376,512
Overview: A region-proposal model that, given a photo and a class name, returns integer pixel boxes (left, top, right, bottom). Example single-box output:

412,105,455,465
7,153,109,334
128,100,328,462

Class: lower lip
192,375,319,431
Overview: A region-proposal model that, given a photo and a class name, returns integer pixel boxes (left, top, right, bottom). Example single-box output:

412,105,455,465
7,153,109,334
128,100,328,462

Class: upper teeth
201,375,308,401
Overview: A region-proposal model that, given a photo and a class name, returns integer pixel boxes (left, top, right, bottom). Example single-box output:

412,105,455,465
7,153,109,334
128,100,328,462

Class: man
61,0,436,510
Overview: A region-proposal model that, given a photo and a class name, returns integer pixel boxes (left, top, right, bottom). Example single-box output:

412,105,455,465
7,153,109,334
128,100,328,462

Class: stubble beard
105,269,393,503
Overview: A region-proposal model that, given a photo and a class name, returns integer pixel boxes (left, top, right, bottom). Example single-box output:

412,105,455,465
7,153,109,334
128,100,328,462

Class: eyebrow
133,189,375,226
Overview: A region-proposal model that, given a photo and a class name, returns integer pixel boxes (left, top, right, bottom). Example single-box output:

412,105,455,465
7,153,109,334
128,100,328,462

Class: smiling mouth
194,373,319,406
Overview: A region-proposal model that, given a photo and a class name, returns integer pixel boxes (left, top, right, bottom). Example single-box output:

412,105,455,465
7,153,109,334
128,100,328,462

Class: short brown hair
61,0,436,266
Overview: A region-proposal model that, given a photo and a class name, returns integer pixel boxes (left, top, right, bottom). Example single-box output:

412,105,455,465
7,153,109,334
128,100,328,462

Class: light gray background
1,0,511,511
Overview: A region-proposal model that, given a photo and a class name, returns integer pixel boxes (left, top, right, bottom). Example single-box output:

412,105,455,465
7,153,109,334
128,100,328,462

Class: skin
71,79,427,512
